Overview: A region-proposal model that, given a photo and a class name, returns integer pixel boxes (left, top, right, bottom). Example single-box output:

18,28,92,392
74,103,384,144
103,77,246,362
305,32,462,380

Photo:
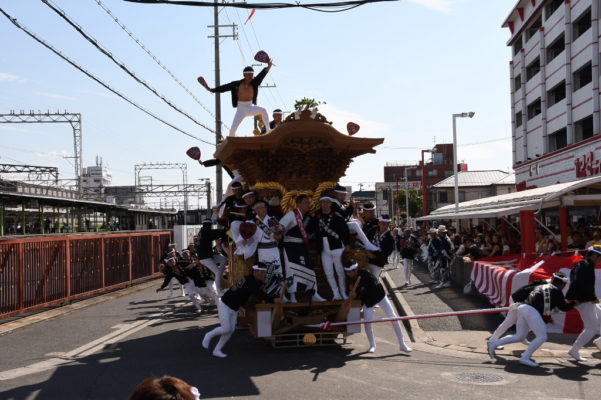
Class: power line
0,7,214,145
92,0,229,131
42,0,215,134
123,0,399,12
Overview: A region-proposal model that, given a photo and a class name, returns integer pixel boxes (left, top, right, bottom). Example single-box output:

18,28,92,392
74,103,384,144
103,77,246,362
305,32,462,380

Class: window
547,80,566,107
548,128,567,152
427,169,438,177
526,16,542,41
575,115,593,142
458,191,466,202
545,0,563,20
444,170,453,177
546,33,565,62
513,36,523,56
526,57,540,80
514,74,522,91
573,62,592,91
438,191,448,203
515,111,523,127
527,98,542,120
573,8,591,40
415,169,422,177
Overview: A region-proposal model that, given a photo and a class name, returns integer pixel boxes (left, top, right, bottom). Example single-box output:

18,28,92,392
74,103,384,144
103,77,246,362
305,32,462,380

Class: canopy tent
417,175,601,221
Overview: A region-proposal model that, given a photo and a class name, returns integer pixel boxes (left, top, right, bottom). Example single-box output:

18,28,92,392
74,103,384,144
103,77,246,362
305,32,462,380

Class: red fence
0,231,172,319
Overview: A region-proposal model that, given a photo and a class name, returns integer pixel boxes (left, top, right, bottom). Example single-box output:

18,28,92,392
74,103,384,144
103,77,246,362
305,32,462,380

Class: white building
81,157,112,198
430,170,516,210
504,0,601,190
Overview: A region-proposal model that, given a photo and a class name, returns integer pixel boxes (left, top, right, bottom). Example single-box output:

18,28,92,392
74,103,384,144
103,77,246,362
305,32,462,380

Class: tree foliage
393,188,422,218
294,97,326,111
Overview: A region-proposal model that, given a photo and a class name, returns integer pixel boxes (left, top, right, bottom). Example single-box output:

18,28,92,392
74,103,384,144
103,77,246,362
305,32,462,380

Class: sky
0,0,516,206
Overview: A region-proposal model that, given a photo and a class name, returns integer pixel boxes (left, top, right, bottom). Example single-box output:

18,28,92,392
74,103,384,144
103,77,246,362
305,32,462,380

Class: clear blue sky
0,0,516,203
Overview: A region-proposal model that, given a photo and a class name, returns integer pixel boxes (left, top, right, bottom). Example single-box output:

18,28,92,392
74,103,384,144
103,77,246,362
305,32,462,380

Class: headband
319,196,333,202
252,264,267,271
343,263,358,271
552,273,569,283
363,205,375,211
379,218,391,222
334,189,347,194
164,257,175,263
182,249,190,254
242,191,255,198
168,242,176,246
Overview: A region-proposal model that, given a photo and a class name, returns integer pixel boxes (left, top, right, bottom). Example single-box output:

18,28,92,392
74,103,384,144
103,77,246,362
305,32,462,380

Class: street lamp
452,112,475,229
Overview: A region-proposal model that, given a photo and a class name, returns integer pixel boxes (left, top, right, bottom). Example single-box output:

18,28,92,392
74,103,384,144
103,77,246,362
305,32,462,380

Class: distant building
503,0,601,190
380,143,468,214
81,156,111,198
430,170,516,210
105,185,140,206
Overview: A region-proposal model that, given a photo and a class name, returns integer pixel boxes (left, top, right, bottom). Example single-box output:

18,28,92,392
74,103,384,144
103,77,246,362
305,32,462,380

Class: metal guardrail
0,230,172,319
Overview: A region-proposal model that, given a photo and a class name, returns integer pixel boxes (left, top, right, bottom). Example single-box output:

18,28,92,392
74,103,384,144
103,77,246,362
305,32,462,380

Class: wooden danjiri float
214,108,383,348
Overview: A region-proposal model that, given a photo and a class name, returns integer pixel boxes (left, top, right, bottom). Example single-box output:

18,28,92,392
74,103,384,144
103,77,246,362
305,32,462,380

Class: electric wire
92,0,228,130
0,7,214,146
123,0,399,12
42,0,215,134
380,137,511,150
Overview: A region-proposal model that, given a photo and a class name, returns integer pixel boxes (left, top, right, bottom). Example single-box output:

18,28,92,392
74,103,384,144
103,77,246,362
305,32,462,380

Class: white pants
200,254,228,294
496,304,547,360
184,281,203,311
389,250,400,269
571,302,601,352
321,239,346,299
490,304,519,341
192,285,219,305
167,277,186,297
229,101,270,137
403,258,413,284
364,296,408,349
206,300,239,353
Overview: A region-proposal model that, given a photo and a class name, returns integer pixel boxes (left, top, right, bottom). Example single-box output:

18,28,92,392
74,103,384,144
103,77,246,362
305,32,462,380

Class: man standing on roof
200,61,273,137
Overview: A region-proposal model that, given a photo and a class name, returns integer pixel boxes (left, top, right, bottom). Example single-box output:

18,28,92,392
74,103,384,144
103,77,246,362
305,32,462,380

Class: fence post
128,236,133,284
100,237,106,288
65,238,71,299
18,242,24,312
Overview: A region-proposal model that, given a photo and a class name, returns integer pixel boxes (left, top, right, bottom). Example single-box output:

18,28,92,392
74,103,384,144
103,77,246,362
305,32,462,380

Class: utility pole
208,3,237,203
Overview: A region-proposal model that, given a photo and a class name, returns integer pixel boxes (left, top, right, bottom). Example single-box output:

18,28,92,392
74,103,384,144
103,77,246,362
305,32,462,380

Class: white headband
252,264,267,271
182,249,190,254
334,189,347,194
242,191,255,198
379,218,391,222
168,243,176,246
164,257,175,263
319,196,333,202
343,263,358,271
552,273,569,283
363,206,375,211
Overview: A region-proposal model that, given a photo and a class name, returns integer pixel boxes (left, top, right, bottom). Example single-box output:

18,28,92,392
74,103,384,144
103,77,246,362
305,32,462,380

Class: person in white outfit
315,196,350,300
389,228,401,269
344,263,412,354
196,219,228,295
202,263,276,358
202,61,273,137
488,272,576,367
566,245,601,361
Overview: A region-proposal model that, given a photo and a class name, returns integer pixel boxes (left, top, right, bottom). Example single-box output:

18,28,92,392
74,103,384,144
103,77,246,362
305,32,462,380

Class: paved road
1,284,600,399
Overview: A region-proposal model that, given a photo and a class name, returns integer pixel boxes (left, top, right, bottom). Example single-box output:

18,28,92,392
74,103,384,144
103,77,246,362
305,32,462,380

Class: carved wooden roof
214,110,384,190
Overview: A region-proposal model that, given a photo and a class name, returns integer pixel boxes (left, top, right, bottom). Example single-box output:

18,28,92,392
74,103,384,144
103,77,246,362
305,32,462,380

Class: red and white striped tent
471,252,601,333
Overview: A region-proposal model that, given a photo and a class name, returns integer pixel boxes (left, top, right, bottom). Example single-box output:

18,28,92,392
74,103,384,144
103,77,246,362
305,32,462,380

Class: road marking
0,302,185,381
